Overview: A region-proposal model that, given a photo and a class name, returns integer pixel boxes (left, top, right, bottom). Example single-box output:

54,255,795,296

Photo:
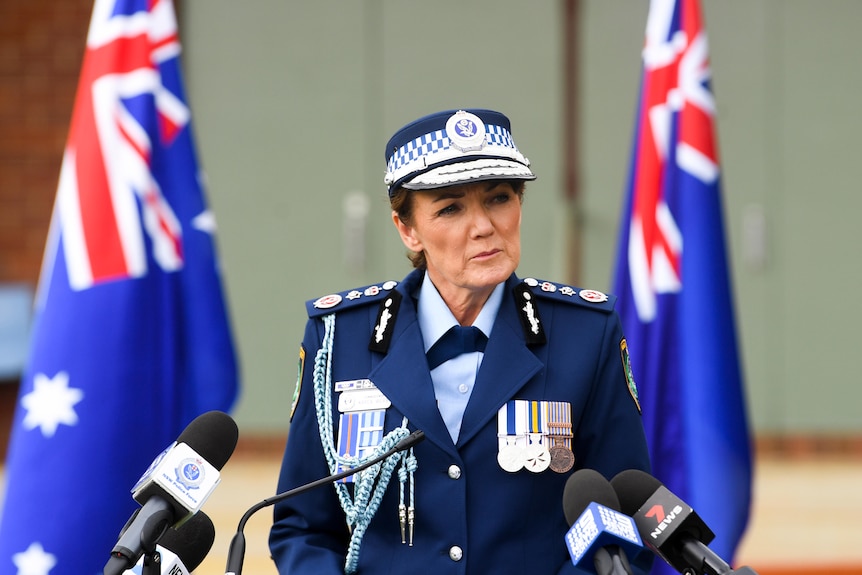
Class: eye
489,191,513,205
436,202,460,216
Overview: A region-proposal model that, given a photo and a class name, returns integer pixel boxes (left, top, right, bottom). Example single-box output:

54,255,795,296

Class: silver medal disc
523,444,551,473
497,444,525,473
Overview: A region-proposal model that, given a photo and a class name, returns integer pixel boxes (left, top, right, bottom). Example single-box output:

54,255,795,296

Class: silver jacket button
448,546,463,562
447,464,461,480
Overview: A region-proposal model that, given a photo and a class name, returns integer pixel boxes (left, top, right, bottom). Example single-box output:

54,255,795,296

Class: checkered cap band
385,124,530,191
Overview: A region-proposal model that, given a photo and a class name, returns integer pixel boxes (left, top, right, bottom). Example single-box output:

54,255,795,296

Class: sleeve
572,309,651,479
565,310,654,575
268,317,350,574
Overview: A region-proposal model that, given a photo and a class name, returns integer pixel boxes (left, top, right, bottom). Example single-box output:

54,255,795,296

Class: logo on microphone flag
0,1,239,573
611,0,752,570
565,502,643,567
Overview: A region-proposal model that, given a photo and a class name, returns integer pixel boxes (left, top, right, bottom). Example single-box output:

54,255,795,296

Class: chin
470,264,515,288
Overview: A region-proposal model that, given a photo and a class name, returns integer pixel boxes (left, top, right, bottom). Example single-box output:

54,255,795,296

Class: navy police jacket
270,269,651,574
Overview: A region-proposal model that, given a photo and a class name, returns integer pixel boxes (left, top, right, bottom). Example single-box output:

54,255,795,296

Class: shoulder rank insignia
513,282,547,346
368,290,402,354
520,277,616,313
306,280,399,318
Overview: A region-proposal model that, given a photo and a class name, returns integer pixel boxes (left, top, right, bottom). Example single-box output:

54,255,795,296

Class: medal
497,439,525,473
497,401,528,472
549,444,575,473
523,403,551,473
523,433,551,473
545,401,575,474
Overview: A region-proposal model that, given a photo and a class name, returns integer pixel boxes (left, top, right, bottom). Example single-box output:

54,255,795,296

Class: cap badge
446,110,486,152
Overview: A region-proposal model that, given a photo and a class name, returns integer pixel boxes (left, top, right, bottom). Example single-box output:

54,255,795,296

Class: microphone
104,410,239,575
225,429,425,575
562,468,644,575
123,511,215,575
610,469,759,575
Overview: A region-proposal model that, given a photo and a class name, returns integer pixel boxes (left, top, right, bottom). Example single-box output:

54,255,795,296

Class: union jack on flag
59,0,188,289
612,0,752,571
0,0,239,573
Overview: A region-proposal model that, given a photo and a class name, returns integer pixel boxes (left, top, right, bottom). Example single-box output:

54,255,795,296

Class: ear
391,210,423,252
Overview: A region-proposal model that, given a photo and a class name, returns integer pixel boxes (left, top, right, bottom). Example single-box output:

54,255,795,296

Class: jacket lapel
366,272,544,453
457,278,544,446
367,274,456,455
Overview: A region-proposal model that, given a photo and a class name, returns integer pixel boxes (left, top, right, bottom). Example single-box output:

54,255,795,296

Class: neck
427,279,494,326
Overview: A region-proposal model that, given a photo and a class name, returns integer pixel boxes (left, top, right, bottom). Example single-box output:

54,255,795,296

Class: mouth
472,249,501,261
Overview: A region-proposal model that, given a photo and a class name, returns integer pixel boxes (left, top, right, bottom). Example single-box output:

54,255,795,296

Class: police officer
269,109,650,574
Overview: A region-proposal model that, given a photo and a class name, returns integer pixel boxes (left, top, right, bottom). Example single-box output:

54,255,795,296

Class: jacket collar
368,272,542,452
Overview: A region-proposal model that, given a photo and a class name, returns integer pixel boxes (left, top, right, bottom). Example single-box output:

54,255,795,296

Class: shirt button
448,546,463,562
458,383,469,394
447,464,461,480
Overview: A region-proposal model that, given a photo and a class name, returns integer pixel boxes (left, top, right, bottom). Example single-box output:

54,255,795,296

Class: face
392,180,522,303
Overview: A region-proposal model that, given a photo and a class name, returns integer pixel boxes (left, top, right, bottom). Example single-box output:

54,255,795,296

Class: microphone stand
593,546,634,575
224,429,425,575
140,504,175,575
141,549,162,575
104,504,174,575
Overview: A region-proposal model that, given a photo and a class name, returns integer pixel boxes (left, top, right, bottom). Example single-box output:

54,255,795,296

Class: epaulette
518,277,616,313
513,277,616,346
306,280,400,318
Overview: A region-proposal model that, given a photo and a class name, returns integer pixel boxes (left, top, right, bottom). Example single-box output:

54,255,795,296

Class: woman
269,109,651,574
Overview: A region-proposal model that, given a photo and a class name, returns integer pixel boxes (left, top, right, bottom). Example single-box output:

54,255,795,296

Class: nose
468,205,494,237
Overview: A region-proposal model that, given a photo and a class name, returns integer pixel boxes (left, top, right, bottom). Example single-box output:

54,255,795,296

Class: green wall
182,1,862,435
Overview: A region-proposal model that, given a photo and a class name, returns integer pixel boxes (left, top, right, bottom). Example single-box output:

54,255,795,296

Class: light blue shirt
417,272,504,443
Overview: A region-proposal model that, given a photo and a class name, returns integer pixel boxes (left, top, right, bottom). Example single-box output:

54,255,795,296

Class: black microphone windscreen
562,468,621,526
610,469,663,516
177,410,239,470
160,511,216,571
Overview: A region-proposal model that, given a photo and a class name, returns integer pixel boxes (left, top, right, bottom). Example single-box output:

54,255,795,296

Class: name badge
338,388,392,413
335,378,378,392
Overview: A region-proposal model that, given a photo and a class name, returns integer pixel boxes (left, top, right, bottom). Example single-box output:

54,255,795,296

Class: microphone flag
0,1,239,573
565,502,643,570
611,0,752,570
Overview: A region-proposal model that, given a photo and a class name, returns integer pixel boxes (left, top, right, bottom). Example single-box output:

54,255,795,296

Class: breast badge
333,379,390,482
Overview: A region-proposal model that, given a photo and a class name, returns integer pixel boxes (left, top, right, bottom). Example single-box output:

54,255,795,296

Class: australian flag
612,0,752,570
0,1,239,573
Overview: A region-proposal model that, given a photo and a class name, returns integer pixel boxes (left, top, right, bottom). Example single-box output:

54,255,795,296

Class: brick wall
0,0,92,286
0,0,92,456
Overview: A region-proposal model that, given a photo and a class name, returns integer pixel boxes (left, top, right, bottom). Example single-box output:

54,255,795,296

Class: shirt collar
417,271,504,353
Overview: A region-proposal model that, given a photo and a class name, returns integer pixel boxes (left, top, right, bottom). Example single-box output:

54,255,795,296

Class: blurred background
1,1,861,573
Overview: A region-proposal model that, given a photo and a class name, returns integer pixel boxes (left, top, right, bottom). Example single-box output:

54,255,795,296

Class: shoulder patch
289,344,305,422
620,338,641,413
306,280,399,318
519,277,616,313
